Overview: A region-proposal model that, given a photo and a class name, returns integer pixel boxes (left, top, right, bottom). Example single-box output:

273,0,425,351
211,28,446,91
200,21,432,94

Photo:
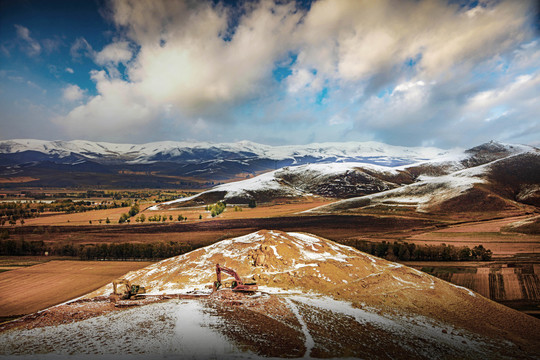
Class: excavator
213,263,258,292
112,279,146,300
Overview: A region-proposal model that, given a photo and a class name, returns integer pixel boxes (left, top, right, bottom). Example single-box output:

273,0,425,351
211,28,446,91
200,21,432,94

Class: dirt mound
85,230,539,353
2,230,539,358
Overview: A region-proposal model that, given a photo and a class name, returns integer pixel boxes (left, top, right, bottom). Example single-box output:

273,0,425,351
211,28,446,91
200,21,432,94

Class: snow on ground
306,163,488,213
156,161,403,208
0,299,252,360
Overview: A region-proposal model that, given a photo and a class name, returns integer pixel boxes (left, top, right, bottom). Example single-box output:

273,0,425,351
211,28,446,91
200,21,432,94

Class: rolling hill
153,141,539,215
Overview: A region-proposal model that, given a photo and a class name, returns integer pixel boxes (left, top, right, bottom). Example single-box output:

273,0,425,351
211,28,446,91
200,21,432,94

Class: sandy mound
87,230,539,353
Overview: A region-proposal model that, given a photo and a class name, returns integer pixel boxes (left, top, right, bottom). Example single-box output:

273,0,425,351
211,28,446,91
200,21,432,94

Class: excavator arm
214,263,258,292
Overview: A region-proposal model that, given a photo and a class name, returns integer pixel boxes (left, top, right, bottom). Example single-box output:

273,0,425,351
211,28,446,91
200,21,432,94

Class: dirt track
0,260,152,317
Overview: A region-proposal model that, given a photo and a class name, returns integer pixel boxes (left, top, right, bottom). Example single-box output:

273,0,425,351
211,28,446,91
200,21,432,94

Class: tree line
347,240,493,261
0,237,203,260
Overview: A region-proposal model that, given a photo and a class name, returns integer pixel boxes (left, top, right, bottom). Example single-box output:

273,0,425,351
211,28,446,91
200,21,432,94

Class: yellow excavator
112,279,146,300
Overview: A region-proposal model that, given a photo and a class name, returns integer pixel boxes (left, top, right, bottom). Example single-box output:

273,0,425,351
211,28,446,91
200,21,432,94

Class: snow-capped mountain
0,139,449,165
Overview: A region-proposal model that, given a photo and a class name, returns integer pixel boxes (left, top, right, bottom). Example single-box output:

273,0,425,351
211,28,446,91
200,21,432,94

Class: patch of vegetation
347,240,492,261
206,201,226,217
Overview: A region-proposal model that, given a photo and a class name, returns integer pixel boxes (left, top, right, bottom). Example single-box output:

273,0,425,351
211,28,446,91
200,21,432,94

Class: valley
0,139,538,358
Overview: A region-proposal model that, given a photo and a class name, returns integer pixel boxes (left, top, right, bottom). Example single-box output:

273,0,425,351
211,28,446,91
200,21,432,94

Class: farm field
405,215,540,256
0,260,153,318
18,198,335,226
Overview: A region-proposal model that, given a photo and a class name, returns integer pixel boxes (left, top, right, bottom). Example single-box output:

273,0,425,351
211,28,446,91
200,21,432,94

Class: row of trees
0,238,202,260
349,240,493,261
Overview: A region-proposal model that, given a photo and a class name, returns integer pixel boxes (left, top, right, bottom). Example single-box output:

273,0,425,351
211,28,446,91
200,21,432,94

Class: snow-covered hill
2,230,538,358
152,141,539,210
153,162,408,208
309,148,540,214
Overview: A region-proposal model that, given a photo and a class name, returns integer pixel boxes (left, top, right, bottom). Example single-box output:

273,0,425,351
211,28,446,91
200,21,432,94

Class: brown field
18,199,334,227
404,215,540,256
406,260,540,316
0,260,153,317
0,177,39,184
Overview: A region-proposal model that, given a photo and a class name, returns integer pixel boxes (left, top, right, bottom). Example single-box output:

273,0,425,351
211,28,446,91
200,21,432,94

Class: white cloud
14,25,41,56
55,0,539,146
65,67,74,74
62,84,86,102
290,0,532,90
55,70,160,138
94,41,133,66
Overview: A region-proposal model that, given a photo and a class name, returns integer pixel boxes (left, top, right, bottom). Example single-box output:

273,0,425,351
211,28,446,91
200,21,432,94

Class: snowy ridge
308,146,539,214
0,138,451,165
155,161,404,207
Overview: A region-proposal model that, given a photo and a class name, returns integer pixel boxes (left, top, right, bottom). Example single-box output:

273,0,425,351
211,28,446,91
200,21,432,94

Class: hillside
154,162,411,208
152,141,539,213
1,230,538,358
310,147,540,215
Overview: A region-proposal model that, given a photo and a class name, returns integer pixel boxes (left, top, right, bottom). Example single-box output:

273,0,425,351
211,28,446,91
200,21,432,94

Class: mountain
310,145,540,215
1,230,538,358
0,139,449,188
153,141,539,213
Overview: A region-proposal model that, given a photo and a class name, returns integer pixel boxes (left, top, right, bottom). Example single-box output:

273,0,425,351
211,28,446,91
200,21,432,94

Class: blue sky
0,0,539,148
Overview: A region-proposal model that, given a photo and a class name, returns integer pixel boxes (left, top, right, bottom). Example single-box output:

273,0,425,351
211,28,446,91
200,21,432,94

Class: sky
0,0,539,148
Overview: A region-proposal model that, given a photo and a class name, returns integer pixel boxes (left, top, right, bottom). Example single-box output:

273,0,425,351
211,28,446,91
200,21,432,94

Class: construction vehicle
112,279,146,300
213,263,258,292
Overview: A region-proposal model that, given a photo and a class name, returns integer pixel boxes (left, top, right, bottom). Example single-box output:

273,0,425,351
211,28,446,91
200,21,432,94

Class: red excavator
213,263,258,292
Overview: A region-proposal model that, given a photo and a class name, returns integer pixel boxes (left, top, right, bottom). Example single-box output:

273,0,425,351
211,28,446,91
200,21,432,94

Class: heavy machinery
112,279,146,300
213,263,258,292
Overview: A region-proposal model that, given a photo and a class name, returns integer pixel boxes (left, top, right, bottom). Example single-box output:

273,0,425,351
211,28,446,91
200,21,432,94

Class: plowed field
0,260,153,317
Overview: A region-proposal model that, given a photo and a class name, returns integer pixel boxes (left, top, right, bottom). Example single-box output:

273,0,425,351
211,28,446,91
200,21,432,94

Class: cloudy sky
0,0,539,148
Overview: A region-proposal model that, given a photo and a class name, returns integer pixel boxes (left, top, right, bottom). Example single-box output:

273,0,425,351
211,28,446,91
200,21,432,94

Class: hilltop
1,230,538,359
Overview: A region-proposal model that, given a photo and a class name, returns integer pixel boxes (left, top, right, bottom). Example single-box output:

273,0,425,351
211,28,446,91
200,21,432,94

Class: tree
199,214,202,220
169,215,173,221
248,199,257,208
106,217,110,224
140,214,146,223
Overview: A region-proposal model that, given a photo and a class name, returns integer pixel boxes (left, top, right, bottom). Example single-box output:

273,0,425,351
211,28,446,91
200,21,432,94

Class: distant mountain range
1,139,538,214
0,139,454,189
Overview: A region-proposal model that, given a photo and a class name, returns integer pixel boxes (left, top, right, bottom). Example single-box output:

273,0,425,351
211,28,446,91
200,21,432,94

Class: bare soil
0,260,153,317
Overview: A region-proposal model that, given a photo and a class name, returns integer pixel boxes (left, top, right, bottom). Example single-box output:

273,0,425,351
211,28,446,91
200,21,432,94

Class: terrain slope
1,230,538,359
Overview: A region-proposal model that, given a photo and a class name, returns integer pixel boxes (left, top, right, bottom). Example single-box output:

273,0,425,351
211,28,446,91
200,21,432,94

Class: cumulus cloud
291,0,532,91
62,84,86,102
65,67,74,74
55,0,539,146
94,41,133,66
14,25,41,56
55,70,160,138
